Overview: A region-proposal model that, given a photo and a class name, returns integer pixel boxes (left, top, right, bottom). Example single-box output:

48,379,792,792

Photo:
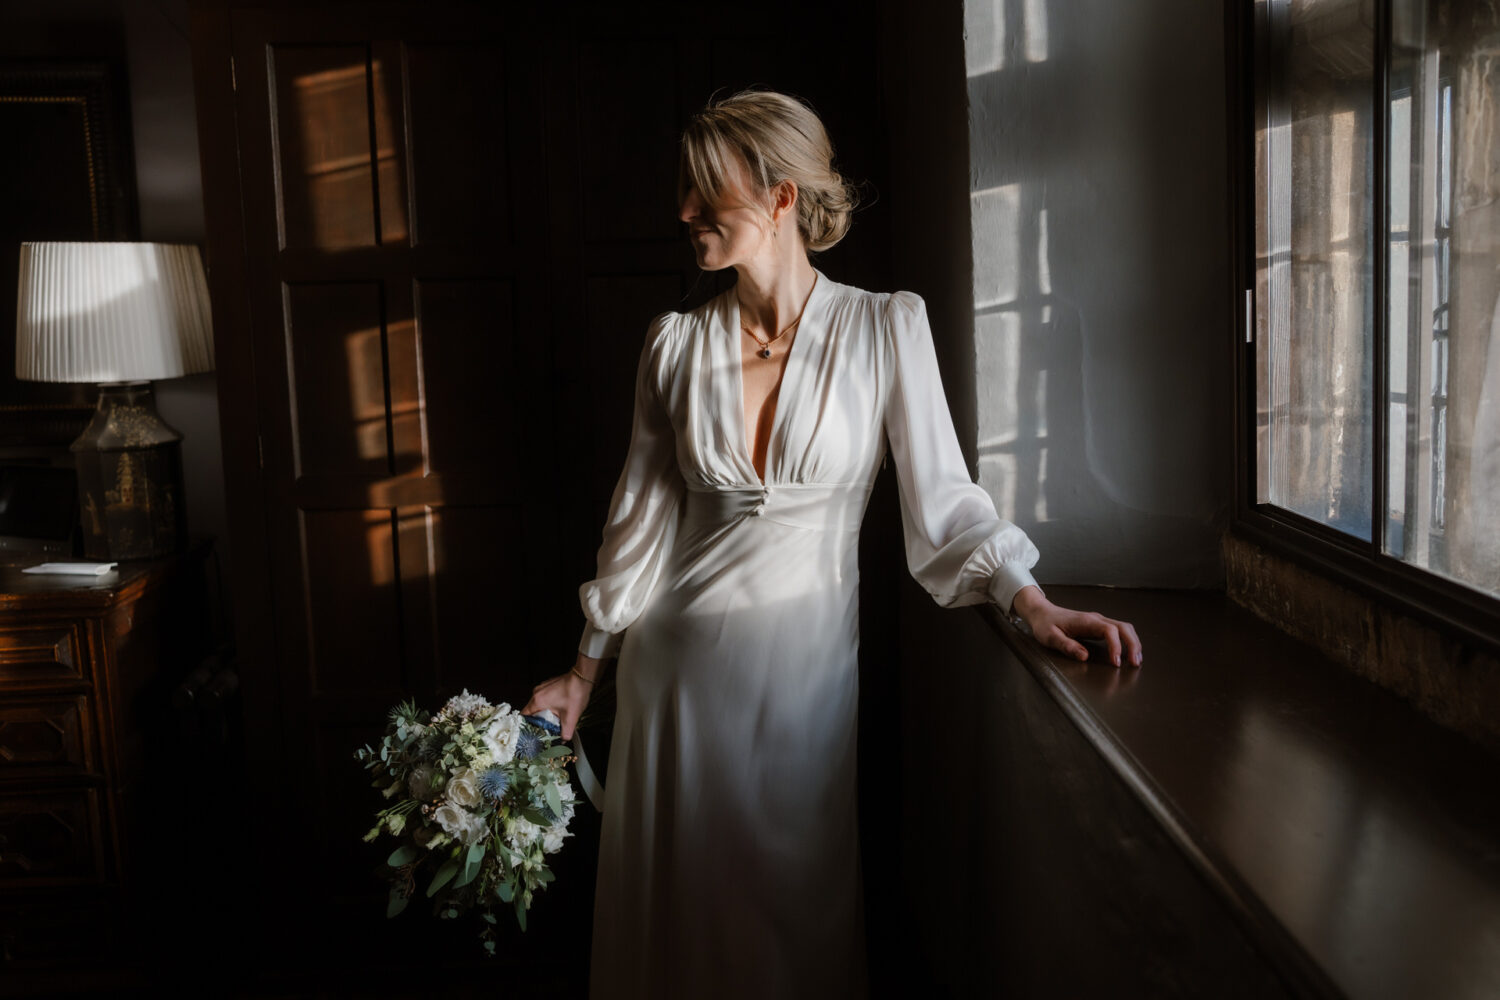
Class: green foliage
356,692,577,954
427,858,460,897
544,781,563,819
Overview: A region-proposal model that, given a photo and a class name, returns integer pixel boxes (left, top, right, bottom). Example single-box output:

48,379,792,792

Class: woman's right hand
522,653,604,740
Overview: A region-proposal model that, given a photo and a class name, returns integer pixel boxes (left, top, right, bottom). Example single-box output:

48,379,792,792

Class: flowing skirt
589,483,871,999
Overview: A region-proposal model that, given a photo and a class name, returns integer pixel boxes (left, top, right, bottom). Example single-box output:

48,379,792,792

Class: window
1244,0,1500,644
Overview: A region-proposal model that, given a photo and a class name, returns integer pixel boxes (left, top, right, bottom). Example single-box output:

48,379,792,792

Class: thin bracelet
570,666,595,685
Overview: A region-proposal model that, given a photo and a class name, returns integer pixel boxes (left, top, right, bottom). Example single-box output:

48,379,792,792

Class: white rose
542,825,569,854
504,815,542,850
483,712,523,766
460,810,488,845
408,764,436,800
434,803,488,845
445,767,481,808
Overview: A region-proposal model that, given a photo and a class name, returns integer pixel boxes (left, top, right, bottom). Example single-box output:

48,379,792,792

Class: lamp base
71,383,187,561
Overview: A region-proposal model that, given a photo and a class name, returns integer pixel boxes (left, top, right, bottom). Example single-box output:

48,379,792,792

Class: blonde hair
679,90,858,253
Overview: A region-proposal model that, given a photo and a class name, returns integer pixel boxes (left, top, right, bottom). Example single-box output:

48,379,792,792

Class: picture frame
0,61,139,450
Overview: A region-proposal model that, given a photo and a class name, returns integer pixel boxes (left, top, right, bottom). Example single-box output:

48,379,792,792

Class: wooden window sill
983,587,1500,1000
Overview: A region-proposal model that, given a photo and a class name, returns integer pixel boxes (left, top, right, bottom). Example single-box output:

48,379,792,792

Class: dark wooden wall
189,1,896,990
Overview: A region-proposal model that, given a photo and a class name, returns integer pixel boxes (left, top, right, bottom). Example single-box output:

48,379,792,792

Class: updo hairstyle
679,90,858,253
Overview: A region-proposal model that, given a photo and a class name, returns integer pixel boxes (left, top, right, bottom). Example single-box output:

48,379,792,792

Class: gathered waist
682,481,871,534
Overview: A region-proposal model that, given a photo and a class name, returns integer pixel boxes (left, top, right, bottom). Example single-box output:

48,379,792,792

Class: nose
679,185,704,223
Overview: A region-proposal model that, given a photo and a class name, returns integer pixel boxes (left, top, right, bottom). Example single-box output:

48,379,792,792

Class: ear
770,179,798,222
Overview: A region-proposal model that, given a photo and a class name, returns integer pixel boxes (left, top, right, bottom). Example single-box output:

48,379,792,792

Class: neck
734,248,818,337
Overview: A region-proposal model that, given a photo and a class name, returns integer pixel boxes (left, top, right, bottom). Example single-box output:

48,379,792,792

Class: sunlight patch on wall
963,0,1049,75
1023,0,1049,63
964,0,1008,75
975,310,1020,521
1038,207,1052,294
972,183,1021,308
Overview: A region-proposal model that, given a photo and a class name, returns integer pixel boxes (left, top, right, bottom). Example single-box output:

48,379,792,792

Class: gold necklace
740,283,815,359
741,317,800,359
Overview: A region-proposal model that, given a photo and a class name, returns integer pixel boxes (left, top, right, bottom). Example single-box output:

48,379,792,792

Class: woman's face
678,157,773,271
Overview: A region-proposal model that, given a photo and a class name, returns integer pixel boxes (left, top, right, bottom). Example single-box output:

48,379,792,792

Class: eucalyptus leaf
544,782,563,819
387,888,409,919
497,881,514,903
467,841,486,864
540,745,572,759
386,845,418,867
515,898,527,932
427,858,460,897
453,858,479,890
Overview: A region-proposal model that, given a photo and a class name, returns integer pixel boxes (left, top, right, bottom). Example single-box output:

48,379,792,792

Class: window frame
1231,0,1500,657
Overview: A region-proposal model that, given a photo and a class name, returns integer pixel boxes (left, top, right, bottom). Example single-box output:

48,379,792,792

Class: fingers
1044,626,1090,661
1118,620,1144,667
1041,608,1144,668
1091,619,1123,667
524,670,595,740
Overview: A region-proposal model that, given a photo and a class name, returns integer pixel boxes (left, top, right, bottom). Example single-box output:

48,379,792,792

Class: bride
525,89,1142,999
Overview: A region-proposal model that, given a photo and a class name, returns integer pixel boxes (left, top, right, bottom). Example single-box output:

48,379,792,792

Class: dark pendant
760,347,772,359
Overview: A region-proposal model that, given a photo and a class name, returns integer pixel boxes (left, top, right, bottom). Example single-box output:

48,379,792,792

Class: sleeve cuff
579,620,624,660
987,563,1042,617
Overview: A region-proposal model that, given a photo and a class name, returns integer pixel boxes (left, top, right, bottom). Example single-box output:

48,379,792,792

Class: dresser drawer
0,895,120,971
0,787,107,887
0,624,87,689
0,695,93,776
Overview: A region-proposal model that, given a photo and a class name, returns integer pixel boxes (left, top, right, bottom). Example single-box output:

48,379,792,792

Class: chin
693,249,731,271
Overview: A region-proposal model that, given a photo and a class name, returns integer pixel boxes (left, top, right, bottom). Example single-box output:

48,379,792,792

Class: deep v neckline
730,271,821,487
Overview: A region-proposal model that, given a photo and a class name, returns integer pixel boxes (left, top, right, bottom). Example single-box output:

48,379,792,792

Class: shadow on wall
963,0,1231,588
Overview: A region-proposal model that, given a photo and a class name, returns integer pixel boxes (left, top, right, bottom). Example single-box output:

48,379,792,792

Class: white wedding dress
580,270,1040,999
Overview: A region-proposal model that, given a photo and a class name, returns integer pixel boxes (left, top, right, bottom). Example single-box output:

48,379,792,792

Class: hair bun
681,90,860,254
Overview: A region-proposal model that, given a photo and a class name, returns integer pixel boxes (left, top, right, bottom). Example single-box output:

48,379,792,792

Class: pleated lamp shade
15,242,215,383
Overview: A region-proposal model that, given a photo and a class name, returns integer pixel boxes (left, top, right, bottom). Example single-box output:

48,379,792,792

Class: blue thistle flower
516,728,542,761
479,766,509,800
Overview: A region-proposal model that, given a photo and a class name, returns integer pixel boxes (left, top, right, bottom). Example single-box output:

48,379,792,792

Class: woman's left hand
1011,585,1143,668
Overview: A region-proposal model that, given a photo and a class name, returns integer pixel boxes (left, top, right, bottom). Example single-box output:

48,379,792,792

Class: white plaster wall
963,0,1232,586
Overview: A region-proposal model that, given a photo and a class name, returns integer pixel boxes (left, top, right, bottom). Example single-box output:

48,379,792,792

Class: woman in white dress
524,90,1142,999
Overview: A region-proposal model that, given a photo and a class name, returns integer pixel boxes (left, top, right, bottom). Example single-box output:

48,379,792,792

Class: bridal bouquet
353,690,578,954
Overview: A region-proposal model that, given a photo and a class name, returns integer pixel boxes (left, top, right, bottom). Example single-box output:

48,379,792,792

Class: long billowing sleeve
578,313,684,658
883,291,1041,614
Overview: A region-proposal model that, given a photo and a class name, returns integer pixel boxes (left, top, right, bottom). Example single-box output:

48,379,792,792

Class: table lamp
15,242,215,560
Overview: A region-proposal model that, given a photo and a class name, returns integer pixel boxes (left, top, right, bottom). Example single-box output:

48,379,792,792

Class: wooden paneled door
191,1,888,984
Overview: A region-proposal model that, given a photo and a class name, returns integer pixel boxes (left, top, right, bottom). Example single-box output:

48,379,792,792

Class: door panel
270,44,381,250
406,43,513,247
284,281,389,477
415,278,517,480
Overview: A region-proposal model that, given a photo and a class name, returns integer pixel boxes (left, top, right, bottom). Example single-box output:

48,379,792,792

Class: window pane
1386,1,1500,597
1255,0,1375,539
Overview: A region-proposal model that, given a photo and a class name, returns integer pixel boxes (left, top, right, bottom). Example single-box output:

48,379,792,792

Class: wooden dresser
0,546,210,986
